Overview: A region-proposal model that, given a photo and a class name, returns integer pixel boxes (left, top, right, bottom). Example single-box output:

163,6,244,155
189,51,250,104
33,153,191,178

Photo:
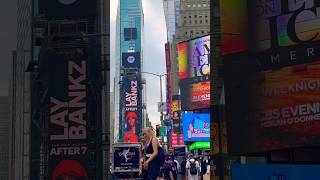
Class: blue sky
110,0,167,127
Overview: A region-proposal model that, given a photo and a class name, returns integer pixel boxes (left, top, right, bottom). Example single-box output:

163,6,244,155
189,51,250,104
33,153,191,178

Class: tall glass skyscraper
114,0,144,142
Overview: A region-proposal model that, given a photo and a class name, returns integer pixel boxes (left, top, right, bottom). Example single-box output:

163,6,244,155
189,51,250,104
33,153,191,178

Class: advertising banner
122,52,141,69
178,35,210,111
220,0,248,55
182,113,210,142
122,76,142,143
226,59,320,154
113,144,141,172
231,163,320,180
189,142,210,151
39,0,97,19
180,78,210,110
165,43,173,118
48,51,92,179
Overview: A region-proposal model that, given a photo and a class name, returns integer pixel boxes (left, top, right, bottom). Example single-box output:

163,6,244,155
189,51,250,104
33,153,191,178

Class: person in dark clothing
142,128,161,180
180,158,187,177
162,158,175,180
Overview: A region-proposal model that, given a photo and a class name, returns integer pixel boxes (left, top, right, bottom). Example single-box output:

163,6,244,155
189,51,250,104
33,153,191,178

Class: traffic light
156,124,160,137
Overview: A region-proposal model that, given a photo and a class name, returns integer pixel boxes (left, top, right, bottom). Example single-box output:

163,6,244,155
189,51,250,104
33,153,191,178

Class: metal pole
160,75,163,122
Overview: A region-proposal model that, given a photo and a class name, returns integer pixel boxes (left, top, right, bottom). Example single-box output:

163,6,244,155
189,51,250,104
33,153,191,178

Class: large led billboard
182,113,210,142
47,51,93,179
225,59,320,154
178,35,210,110
122,76,142,143
223,0,320,155
220,0,248,55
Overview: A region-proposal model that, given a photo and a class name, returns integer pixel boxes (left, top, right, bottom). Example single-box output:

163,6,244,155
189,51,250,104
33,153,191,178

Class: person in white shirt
186,155,200,180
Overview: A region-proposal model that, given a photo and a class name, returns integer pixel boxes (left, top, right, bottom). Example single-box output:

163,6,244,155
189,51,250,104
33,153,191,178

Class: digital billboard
122,52,141,69
178,35,210,110
122,76,142,143
47,51,93,179
182,113,210,142
39,0,97,19
165,43,173,118
231,163,320,180
180,78,210,110
220,0,248,55
225,59,320,154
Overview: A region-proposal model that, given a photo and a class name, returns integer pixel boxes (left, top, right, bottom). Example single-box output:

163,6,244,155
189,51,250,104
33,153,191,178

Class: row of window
185,3,209,8
184,30,209,36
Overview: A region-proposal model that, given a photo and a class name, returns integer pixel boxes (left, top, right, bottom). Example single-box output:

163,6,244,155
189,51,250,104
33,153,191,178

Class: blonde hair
144,127,156,138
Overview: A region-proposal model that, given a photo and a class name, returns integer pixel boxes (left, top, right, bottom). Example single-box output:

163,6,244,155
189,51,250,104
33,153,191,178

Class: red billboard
225,59,320,154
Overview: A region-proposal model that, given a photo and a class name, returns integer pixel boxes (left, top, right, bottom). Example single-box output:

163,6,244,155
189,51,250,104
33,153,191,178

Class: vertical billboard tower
26,0,103,179
116,0,144,142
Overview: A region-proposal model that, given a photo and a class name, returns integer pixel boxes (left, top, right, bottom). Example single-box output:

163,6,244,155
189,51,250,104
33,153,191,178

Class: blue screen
182,113,210,141
232,163,320,180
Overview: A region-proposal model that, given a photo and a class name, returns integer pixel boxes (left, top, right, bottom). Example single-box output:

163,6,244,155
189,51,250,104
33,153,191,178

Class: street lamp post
140,72,167,123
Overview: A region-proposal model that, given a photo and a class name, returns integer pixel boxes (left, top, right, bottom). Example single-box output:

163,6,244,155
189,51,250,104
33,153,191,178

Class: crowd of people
139,127,211,180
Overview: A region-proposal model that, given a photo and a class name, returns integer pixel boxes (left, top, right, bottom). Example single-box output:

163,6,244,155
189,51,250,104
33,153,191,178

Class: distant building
115,0,145,142
163,0,210,97
0,96,10,180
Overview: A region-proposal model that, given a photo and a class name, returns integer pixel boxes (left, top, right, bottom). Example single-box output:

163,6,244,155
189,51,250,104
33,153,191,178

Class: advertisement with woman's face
182,113,210,141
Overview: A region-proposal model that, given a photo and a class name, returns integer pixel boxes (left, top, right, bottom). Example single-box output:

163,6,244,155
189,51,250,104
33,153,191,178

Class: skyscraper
115,0,144,142
0,96,10,179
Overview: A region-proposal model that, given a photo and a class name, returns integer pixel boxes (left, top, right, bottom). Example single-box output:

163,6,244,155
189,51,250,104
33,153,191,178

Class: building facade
163,0,210,97
13,0,107,179
115,0,144,142
0,96,10,180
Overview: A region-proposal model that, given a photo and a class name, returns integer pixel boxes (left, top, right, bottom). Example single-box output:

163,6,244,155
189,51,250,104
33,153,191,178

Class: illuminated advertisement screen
122,76,142,143
180,79,210,110
220,0,248,55
232,164,320,180
225,58,320,154
113,145,141,171
178,35,210,110
122,52,141,69
182,113,210,142
165,43,173,118
248,0,320,52
47,51,93,179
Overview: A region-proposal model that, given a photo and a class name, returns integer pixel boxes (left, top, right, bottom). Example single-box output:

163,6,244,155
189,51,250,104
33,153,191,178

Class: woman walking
142,127,162,180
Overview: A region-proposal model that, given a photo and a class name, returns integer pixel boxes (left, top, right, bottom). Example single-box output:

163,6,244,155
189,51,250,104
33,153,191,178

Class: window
202,31,205,34
190,30,193,34
198,4,201,7
193,4,196,7
205,20,208,23
195,20,197,24
189,16,192,18
187,4,191,7
200,20,202,24
194,15,197,18
184,16,186,19
124,28,137,41
203,4,207,7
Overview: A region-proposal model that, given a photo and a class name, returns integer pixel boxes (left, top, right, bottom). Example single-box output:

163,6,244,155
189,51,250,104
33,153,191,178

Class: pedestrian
185,155,200,180
200,156,210,180
180,158,186,179
161,157,175,180
142,127,162,180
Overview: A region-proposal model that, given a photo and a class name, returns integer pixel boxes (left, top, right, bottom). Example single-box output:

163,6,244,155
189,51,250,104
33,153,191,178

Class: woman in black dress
142,128,161,180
